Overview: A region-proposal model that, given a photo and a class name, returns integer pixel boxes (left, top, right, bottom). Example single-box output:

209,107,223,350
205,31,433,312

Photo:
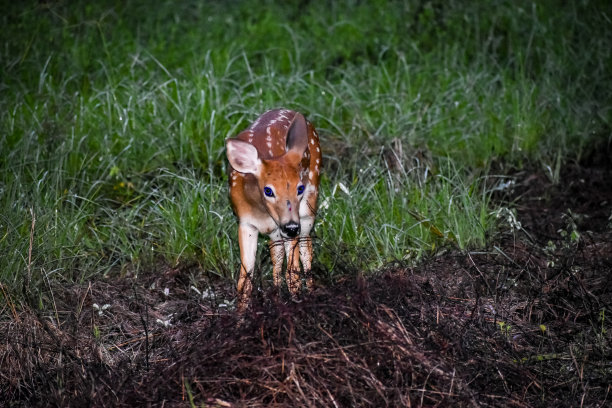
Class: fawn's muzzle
282,222,300,238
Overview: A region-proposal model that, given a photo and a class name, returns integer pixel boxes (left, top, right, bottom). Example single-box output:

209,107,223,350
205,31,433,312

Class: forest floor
2,154,612,407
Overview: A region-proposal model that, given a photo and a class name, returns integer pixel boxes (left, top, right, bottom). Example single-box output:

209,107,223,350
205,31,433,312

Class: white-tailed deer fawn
226,109,321,312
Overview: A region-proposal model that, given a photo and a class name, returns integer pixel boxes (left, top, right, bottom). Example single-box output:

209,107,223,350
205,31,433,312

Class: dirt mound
2,162,611,407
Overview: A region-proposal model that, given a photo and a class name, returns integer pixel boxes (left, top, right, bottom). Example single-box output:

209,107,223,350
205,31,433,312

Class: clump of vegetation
2,0,609,294
0,1,608,296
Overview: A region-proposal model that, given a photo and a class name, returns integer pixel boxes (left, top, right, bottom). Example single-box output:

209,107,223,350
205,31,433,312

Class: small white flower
333,182,350,196
218,299,235,310
491,179,515,192
319,197,330,211
201,288,215,299
156,318,172,327
493,207,521,231
92,303,111,316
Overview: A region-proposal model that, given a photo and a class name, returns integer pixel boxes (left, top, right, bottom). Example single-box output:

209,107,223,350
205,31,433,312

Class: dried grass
1,163,611,407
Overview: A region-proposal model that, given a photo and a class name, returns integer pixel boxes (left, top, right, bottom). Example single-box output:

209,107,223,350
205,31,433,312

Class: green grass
1,0,610,300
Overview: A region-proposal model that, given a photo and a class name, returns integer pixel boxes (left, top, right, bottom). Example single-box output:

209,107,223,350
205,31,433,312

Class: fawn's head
226,113,310,238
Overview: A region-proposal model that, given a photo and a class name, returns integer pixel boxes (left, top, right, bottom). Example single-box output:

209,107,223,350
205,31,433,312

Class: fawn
226,109,321,312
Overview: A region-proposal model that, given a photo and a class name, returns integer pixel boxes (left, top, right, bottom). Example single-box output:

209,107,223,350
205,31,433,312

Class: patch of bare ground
1,157,611,407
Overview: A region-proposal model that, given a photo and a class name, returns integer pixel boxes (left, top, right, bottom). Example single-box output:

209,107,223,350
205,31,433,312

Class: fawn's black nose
282,223,300,238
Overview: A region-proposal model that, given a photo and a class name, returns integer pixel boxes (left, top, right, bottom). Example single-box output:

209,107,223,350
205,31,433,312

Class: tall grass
1,0,610,299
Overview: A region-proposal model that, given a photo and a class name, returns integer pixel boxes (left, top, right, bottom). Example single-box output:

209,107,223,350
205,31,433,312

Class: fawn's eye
263,186,275,197
297,185,305,195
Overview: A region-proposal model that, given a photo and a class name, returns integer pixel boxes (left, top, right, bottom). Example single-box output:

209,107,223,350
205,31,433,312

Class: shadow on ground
2,157,612,407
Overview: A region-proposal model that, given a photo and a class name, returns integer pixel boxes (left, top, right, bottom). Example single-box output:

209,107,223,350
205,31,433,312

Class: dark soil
2,160,611,407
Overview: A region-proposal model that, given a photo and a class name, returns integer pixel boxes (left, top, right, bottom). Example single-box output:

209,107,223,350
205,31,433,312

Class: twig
132,285,150,371
24,208,36,300
467,251,492,294
28,208,35,280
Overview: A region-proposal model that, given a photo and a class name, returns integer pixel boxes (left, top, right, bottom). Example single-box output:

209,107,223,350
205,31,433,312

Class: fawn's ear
286,112,309,156
226,139,261,174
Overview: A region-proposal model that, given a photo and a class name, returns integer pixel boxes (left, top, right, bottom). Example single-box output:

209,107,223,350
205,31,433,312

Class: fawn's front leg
284,238,301,297
299,236,314,290
269,239,284,289
236,223,258,312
